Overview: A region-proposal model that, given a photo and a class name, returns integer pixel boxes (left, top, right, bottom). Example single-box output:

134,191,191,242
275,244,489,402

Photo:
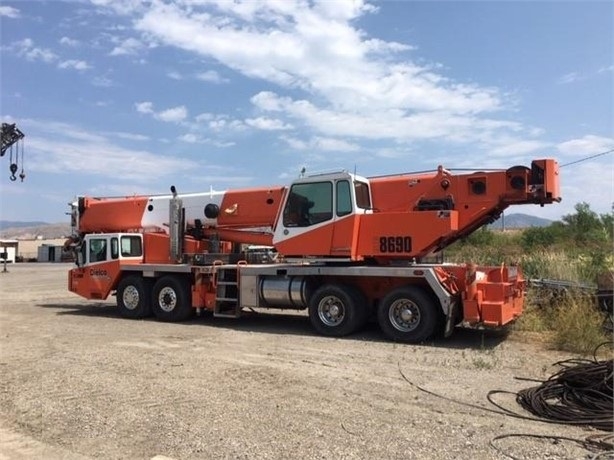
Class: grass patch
514,291,609,354
550,295,609,354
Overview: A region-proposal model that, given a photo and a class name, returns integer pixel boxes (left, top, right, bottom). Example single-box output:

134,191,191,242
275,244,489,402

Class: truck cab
70,233,144,300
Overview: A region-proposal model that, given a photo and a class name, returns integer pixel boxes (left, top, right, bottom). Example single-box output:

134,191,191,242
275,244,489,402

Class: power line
560,148,614,168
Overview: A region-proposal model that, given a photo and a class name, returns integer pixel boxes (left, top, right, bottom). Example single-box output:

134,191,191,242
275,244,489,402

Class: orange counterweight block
460,264,525,327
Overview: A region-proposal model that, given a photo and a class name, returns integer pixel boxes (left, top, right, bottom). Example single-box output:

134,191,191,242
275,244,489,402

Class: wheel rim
158,287,177,312
317,295,345,327
122,285,140,311
388,298,420,332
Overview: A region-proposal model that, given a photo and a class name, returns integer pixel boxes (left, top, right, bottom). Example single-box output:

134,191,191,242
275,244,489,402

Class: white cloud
135,101,188,123
135,101,154,114
279,136,308,150
196,70,228,83
112,131,150,141
59,36,79,47
208,117,245,132
0,6,20,18
557,66,614,84
195,113,214,122
9,38,57,63
179,133,201,143
157,106,188,122
245,117,293,131
167,71,183,80
109,37,143,56
251,91,518,143
557,135,614,156
90,0,144,16
557,72,579,84
312,136,360,152
133,2,502,115
109,1,539,150
489,140,552,157
178,133,235,148
58,59,91,71
194,113,246,132
280,135,360,152
92,76,113,87
22,120,196,182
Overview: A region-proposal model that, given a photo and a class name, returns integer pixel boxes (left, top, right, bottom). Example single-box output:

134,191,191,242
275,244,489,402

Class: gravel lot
0,263,599,459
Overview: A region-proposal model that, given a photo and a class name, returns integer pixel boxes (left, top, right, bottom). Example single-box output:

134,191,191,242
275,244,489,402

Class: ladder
214,266,241,318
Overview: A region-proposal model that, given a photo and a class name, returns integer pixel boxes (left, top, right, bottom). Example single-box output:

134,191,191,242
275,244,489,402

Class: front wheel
377,286,440,343
308,284,364,337
152,276,193,322
116,276,152,319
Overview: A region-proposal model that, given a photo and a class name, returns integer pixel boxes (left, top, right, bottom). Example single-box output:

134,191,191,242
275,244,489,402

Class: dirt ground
0,263,603,459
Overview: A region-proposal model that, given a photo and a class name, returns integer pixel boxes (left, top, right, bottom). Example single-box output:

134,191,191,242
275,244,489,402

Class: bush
550,295,609,354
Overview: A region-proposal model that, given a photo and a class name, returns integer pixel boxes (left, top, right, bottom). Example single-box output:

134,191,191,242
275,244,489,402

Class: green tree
561,202,609,245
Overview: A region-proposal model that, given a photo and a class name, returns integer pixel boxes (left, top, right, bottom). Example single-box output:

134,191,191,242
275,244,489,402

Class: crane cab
272,171,373,260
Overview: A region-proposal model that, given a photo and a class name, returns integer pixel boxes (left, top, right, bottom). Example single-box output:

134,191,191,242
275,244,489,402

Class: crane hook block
9,163,17,181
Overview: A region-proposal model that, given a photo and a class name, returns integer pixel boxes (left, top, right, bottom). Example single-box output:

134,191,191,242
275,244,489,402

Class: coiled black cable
515,356,613,432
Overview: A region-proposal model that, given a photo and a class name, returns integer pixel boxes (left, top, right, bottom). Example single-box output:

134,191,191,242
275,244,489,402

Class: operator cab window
111,238,119,260
89,238,107,263
336,180,352,217
283,181,332,227
354,181,371,210
120,235,143,257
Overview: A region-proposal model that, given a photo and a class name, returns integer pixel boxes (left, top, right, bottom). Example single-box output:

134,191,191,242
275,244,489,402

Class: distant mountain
489,213,553,229
0,220,48,230
0,221,70,239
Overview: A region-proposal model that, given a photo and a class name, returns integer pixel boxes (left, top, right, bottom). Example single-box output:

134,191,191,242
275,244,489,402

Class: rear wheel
116,276,152,319
308,284,364,337
152,276,193,322
377,286,439,343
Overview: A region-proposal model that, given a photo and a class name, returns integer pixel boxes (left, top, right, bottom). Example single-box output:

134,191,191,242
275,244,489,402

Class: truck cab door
272,180,334,257
330,178,372,260
79,235,118,299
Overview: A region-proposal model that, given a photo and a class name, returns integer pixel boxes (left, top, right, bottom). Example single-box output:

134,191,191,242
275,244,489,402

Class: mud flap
444,300,458,338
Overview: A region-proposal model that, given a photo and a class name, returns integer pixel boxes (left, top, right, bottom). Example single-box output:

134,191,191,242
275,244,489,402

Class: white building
0,240,18,263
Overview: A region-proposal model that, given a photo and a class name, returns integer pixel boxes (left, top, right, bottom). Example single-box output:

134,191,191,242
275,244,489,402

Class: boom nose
530,159,561,204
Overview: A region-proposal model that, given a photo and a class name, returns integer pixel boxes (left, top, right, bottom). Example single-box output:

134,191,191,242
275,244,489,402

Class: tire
377,286,440,343
152,276,193,322
116,275,152,319
308,284,364,337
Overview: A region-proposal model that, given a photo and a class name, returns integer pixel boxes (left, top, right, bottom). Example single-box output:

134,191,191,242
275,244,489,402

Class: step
213,312,241,318
215,297,238,302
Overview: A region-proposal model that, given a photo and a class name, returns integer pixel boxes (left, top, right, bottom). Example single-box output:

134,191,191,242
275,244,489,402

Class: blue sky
1,0,612,223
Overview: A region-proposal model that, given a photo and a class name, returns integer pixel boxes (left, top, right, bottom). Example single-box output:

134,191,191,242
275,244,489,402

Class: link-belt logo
90,269,108,277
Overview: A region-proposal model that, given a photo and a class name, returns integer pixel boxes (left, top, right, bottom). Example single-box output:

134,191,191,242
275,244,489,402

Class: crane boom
1,123,25,157
71,159,560,260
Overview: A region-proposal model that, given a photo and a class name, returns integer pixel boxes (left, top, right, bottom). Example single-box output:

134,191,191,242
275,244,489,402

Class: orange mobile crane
67,159,560,342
